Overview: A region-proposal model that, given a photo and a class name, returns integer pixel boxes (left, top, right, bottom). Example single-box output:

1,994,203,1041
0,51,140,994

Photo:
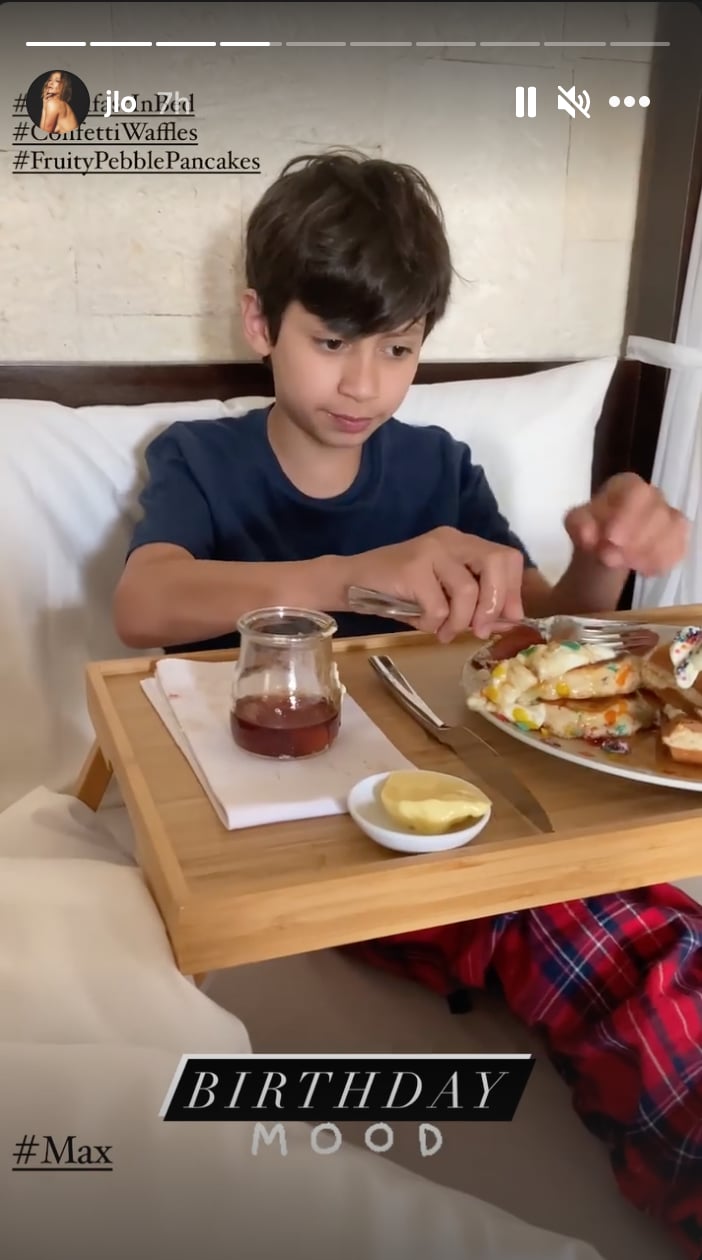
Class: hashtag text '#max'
12,1135,113,1170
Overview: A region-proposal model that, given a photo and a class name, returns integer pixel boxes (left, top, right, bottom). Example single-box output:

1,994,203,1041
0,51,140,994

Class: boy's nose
338,356,379,402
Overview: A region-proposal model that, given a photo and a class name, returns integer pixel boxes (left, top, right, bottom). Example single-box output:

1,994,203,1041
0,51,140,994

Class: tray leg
73,741,113,811
192,973,210,989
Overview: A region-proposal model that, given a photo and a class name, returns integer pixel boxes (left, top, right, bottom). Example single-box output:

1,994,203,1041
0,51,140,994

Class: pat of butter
380,771,491,835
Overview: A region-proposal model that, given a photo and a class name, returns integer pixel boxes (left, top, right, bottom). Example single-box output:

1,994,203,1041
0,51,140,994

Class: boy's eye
315,338,345,351
313,338,414,357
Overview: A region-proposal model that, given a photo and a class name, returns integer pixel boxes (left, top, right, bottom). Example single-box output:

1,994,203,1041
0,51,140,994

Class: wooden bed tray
77,611,702,977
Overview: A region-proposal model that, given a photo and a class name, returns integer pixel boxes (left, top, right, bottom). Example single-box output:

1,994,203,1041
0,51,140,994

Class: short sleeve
127,425,217,559
457,448,535,568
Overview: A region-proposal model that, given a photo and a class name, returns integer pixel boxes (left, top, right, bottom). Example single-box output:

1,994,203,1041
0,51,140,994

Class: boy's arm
116,431,524,648
523,472,689,617
456,451,631,619
125,433,654,650
114,544,344,648
521,554,630,619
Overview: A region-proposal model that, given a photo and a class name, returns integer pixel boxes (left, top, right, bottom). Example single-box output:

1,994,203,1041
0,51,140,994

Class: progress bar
25,40,672,49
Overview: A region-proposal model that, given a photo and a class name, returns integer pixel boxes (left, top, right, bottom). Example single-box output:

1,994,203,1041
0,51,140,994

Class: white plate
347,772,492,854
462,622,702,793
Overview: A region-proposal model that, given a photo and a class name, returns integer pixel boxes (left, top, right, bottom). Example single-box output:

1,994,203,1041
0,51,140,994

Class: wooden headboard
0,357,666,496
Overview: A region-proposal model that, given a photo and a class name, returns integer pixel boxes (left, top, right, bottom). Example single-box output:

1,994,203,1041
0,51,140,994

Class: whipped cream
669,626,702,690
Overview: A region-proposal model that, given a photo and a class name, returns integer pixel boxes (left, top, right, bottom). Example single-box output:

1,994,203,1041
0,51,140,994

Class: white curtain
628,190,702,608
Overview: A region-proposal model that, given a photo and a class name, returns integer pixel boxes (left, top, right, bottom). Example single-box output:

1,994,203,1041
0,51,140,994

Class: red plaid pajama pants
343,883,702,1257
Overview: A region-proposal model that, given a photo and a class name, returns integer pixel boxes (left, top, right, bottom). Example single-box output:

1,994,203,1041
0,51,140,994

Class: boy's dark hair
245,149,454,343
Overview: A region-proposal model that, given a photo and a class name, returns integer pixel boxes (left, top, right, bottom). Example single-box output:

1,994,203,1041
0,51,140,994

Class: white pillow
0,361,614,808
0,397,230,809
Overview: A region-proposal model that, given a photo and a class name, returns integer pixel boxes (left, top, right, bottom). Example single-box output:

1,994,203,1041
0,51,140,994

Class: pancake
467,634,660,740
641,632,702,763
534,656,641,701
539,692,659,741
467,638,635,733
642,641,702,715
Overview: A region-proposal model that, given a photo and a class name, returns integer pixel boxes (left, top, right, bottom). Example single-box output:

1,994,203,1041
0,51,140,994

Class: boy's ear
241,290,273,357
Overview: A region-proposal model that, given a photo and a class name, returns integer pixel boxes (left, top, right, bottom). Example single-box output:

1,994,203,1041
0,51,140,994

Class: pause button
515,86,536,118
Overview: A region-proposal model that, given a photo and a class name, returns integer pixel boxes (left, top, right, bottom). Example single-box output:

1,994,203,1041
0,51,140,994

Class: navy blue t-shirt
128,407,533,652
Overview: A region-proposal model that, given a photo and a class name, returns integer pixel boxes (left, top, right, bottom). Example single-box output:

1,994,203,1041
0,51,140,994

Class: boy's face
241,295,425,448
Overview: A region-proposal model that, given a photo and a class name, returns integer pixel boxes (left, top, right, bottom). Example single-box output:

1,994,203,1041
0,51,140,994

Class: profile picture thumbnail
25,69,90,135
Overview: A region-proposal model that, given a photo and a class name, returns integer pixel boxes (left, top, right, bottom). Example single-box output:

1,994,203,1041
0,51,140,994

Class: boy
114,152,701,1256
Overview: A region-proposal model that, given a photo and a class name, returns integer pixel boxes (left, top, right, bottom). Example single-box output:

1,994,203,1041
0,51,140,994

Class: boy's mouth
327,412,374,434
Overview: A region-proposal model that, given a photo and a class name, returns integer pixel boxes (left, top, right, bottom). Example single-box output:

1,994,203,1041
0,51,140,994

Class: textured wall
0,2,658,362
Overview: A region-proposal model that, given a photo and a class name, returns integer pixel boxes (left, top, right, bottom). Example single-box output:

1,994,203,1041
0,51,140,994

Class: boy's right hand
343,527,525,643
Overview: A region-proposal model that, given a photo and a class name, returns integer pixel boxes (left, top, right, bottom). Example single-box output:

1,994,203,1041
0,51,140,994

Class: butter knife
369,654,553,833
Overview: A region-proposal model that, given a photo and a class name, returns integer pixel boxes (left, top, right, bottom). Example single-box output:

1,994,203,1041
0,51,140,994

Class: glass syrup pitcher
230,607,343,759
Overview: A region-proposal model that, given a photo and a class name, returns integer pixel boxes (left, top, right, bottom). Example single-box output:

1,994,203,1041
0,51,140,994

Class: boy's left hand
564,473,689,577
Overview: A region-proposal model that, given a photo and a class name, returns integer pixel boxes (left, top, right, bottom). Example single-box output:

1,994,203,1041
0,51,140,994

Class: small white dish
347,771,492,855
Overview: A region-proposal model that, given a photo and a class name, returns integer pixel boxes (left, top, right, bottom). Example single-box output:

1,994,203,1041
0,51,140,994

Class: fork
346,584,657,653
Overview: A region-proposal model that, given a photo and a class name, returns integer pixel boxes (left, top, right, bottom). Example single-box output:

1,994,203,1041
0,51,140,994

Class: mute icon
557,85,591,119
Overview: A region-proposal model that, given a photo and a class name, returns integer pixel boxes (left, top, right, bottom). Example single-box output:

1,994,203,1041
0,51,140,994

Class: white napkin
141,658,414,831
